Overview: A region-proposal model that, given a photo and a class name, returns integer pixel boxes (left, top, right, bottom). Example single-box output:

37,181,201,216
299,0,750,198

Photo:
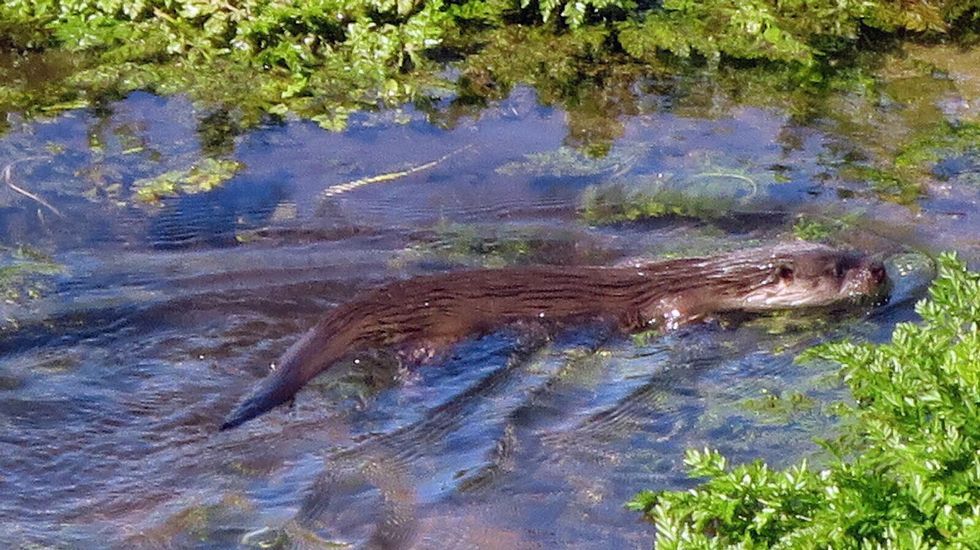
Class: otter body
221,243,887,430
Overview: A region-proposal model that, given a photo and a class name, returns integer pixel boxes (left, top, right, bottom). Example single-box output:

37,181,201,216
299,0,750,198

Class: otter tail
221,323,351,430
220,364,305,430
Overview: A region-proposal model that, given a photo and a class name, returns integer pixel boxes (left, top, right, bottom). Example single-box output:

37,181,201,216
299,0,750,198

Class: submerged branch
317,145,474,202
2,157,64,218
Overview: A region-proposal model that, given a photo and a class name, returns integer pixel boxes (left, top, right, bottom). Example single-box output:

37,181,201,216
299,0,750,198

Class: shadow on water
0,81,973,548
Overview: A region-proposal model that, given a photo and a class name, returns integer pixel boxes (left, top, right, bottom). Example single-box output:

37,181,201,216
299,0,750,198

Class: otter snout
848,257,890,304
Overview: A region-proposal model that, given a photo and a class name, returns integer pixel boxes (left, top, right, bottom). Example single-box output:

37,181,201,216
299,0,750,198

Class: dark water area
0,65,977,549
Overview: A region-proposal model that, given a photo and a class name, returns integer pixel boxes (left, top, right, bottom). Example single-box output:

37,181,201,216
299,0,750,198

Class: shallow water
0,78,976,548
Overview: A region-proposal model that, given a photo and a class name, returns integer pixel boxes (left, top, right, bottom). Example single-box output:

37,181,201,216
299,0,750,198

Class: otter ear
776,263,794,283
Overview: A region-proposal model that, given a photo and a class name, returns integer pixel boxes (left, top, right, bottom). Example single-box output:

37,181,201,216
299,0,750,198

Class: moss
149,494,253,544
739,390,818,424
496,144,645,178
828,121,980,205
837,164,923,205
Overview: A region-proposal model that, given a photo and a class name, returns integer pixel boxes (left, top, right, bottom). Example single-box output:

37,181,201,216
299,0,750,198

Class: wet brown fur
221,243,887,430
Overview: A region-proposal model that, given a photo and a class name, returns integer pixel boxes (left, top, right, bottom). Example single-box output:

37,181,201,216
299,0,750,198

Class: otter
221,243,888,430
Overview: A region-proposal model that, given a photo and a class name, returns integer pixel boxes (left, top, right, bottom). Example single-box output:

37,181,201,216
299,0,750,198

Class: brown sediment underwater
221,242,888,430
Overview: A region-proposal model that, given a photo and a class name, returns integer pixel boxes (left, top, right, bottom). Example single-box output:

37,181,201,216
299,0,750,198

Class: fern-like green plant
629,253,980,548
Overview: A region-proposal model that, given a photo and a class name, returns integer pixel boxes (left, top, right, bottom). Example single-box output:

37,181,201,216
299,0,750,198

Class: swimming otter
221,243,888,430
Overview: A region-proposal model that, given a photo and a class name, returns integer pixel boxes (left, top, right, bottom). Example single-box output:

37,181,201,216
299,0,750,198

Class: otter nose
868,261,887,285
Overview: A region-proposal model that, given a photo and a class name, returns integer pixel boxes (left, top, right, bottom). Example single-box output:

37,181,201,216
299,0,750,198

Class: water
0,77,975,548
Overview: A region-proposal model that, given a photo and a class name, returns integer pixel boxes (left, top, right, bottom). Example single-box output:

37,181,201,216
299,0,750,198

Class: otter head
712,243,890,312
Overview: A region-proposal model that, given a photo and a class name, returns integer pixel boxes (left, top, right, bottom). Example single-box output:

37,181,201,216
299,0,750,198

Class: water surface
0,72,977,548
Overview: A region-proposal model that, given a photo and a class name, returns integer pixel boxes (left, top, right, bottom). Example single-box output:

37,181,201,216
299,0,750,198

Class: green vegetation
496,145,645,178
1,1,976,209
791,216,838,242
399,222,539,267
395,221,612,267
0,245,62,303
831,120,980,205
132,158,243,204
792,211,873,243
581,171,762,224
628,253,980,548
839,164,924,205
896,121,980,182
0,0,977,133
132,493,254,546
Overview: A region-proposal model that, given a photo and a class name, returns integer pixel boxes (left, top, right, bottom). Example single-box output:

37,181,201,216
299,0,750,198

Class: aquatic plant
829,121,980,205
791,216,838,242
580,170,763,224
0,0,976,132
0,245,62,303
0,1,976,212
628,252,980,548
497,145,645,178
395,221,608,268
896,121,980,179
132,158,243,204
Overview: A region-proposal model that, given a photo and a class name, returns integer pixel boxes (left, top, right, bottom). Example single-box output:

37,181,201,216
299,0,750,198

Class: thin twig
2,157,64,218
318,144,474,202
687,171,759,198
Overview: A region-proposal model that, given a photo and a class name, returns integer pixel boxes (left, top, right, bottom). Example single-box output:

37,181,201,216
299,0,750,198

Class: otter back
220,243,888,430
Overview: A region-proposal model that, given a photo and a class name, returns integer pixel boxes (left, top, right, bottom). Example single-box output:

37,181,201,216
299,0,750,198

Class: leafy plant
0,0,977,135
629,253,980,548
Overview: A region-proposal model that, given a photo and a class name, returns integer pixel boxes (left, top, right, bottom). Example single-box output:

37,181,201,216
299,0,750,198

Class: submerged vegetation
394,221,613,268
0,245,61,308
897,121,980,184
629,254,980,548
580,171,764,224
133,158,243,204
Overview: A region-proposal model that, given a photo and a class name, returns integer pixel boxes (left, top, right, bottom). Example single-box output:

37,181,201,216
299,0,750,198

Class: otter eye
832,261,845,279
777,264,794,282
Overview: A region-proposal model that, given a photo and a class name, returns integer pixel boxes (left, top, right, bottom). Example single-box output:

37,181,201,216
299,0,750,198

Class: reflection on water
0,87,973,548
